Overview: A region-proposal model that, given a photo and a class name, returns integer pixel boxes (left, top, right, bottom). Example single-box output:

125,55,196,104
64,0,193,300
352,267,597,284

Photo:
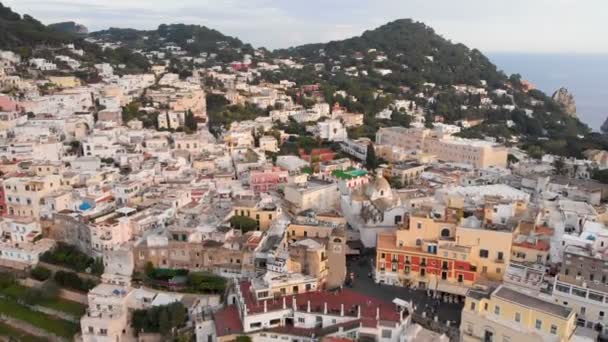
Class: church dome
364,174,392,200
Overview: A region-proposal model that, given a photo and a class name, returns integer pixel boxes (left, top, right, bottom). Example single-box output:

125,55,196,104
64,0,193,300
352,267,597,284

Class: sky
4,0,608,53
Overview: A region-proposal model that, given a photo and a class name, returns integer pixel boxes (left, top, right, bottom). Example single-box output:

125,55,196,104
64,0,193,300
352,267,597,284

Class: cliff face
552,87,577,117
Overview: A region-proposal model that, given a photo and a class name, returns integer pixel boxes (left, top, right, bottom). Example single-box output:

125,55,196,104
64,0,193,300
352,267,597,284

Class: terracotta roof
239,281,402,324
213,305,243,337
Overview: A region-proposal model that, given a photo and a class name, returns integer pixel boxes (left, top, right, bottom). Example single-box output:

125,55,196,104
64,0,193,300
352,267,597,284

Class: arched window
441,228,450,238
415,238,422,246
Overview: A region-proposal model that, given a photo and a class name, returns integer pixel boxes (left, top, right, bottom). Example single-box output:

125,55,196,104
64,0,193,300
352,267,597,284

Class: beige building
376,127,507,168
283,180,340,214
461,285,579,342
132,232,261,278
3,175,63,219
286,215,347,289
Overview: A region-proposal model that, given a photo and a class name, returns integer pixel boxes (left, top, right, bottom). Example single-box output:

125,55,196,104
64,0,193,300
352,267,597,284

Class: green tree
229,215,258,232
366,143,378,170
30,266,52,281
527,145,543,160
169,302,187,329
552,157,566,175
158,309,171,336
122,101,140,123
91,257,104,275
236,336,252,342
184,110,197,132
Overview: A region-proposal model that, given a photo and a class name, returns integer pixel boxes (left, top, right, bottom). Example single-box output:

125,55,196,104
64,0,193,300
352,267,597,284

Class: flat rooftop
494,286,572,319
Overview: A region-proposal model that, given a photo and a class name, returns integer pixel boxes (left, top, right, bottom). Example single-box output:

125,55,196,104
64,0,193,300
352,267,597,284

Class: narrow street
346,252,464,327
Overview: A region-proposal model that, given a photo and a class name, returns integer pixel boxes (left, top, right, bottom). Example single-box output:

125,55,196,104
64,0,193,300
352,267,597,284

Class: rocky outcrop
551,87,577,117
601,117,608,134
48,21,89,35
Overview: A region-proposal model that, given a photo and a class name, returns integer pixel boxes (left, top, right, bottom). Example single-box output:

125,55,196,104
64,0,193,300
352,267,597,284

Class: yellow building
231,198,280,231
48,76,81,88
461,285,578,342
375,208,514,294
285,214,347,289
3,175,63,219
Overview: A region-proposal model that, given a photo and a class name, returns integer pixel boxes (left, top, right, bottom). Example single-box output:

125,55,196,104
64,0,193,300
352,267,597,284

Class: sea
488,53,608,131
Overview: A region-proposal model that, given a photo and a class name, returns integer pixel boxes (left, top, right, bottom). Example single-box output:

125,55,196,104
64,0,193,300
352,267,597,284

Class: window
417,222,422,229
250,322,262,329
484,330,494,342
470,302,476,310
381,329,392,339
494,306,500,315
535,319,542,330
298,317,305,324
514,312,521,323
550,325,557,335
479,249,489,258
555,284,570,293
497,252,503,261
572,287,587,298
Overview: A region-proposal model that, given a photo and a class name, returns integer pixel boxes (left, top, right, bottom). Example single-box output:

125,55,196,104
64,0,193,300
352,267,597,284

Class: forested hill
269,19,606,157
0,3,73,50
0,2,150,72
90,24,254,62
275,19,504,88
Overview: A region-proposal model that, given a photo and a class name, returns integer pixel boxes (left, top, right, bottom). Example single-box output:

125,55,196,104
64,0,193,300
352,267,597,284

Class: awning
392,298,412,311
436,282,469,296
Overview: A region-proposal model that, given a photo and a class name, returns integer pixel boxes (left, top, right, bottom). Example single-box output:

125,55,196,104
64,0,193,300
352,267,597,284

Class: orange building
375,207,515,296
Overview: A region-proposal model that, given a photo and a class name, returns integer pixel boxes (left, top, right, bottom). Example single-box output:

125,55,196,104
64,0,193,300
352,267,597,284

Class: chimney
340,304,344,316
264,300,267,313
307,300,311,313
282,296,286,309
324,302,328,314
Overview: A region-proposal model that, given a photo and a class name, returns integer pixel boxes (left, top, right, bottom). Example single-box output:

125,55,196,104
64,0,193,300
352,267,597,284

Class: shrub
40,243,94,272
186,272,226,293
229,215,258,232
30,266,52,281
54,271,97,292
132,302,187,336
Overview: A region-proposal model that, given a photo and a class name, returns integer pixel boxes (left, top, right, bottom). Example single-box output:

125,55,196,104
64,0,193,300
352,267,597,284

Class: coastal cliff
552,87,577,117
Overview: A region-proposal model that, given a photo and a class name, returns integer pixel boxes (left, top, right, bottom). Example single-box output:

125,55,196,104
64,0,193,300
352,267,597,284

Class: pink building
250,167,288,194
0,95,22,111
